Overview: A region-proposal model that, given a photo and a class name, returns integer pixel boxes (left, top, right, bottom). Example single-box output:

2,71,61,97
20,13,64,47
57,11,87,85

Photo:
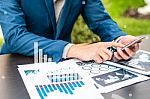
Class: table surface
0,35,150,99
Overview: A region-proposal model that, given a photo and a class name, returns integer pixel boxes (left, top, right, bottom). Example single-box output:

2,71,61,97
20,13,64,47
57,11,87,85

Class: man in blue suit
0,0,139,63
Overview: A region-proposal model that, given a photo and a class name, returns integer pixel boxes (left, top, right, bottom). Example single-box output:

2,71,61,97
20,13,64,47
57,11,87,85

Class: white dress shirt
53,0,73,59
53,0,65,22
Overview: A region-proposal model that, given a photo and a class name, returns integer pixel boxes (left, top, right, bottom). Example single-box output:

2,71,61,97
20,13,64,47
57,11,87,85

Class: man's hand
114,35,139,60
67,42,124,63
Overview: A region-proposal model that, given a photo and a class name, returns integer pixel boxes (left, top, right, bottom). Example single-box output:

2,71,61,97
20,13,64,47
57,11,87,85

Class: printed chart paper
61,59,150,93
18,62,104,99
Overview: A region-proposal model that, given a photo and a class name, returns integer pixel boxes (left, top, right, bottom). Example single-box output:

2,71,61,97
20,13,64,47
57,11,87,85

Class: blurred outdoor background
0,0,150,48
72,0,150,43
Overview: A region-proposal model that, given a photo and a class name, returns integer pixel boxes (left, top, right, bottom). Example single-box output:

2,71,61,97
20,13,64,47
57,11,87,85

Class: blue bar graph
76,81,82,87
40,85,47,97
60,84,69,94
44,85,50,93
64,83,73,95
47,73,82,83
48,85,54,92
35,86,44,99
51,84,57,90
72,82,77,87
35,80,85,99
79,81,85,85
68,82,75,90
56,84,63,92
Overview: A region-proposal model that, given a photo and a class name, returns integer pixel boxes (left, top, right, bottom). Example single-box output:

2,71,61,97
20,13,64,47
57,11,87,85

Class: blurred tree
72,15,100,44
0,38,4,47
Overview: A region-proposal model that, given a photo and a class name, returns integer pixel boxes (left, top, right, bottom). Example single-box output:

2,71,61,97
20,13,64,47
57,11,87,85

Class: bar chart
47,73,82,83
35,73,85,99
35,80,85,99
34,42,52,63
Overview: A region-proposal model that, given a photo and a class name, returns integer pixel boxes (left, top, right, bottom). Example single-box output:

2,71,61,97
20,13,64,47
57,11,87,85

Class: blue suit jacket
0,0,126,62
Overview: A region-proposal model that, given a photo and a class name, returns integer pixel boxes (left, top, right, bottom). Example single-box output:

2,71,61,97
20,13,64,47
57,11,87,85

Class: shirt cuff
62,43,74,59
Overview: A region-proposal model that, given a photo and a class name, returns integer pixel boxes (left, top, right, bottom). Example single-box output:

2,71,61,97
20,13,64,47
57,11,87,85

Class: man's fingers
135,43,139,51
130,43,139,52
103,49,113,60
93,55,103,63
105,42,124,48
124,48,135,57
114,52,122,60
117,47,130,60
98,50,110,61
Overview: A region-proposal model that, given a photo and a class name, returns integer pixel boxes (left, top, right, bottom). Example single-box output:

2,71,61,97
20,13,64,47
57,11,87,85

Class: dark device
121,36,146,51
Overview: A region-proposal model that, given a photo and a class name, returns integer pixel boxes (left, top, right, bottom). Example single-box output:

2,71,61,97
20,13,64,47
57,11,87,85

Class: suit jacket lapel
56,0,72,39
44,0,57,35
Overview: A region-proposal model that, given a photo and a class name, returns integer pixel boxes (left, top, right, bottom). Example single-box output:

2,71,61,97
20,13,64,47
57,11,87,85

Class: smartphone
121,36,146,51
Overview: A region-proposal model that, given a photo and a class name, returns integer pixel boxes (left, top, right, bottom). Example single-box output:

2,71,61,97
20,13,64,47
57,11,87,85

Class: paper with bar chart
18,63,104,99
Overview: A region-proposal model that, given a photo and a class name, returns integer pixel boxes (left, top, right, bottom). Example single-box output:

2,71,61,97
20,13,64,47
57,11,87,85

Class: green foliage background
72,15,100,44
0,38,3,47
71,0,150,44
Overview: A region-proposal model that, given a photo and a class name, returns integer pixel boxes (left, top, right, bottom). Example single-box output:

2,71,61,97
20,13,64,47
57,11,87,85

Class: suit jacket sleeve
82,0,127,42
0,0,69,62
